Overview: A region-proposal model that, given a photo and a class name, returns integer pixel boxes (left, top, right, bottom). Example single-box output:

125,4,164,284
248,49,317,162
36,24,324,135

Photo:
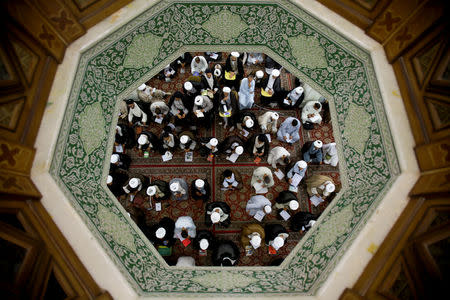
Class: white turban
295,87,304,94
264,205,272,214
184,82,193,91
250,235,261,249
180,135,189,144
222,86,231,93
214,69,221,77
235,146,244,155
195,179,205,188
210,211,220,223
155,227,166,239
297,160,307,169
110,154,119,164
194,95,203,106
273,236,285,250
210,138,218,146
129,178,141,189
146,186,156,196
256,70,264,78
170,182,180,192
271,112,279,120
231,52,240,58
289,200,299,210
326,183,335,193
314,140,323,148
199,238,209,250
138,83,147,91
107,175,113,184
271,69,280,77
138,134,148,145
244,118,254,128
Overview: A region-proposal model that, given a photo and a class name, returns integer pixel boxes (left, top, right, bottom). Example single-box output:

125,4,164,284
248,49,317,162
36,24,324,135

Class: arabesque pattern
50,0,399,296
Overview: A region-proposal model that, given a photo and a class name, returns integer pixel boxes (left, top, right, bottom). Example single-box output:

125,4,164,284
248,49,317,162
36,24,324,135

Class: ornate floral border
49,0,400,296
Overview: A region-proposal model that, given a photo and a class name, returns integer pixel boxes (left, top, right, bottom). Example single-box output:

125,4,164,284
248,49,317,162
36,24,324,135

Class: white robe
267,146,291,169
323,143,338,167
301,101,322,124
150,101,169,116
258,111,278,133
128,104,147,123
174,216,196,240
191,56,208,74
246,195,271,216
250,167,274,188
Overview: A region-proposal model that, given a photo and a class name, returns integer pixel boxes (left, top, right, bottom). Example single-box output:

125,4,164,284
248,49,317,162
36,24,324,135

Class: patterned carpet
116,52,340,266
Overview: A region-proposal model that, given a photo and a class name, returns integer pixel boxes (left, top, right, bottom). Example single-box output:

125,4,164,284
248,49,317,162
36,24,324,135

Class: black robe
219,135,244,155
238,110,259,132
137,131,158,152
115,123,135,149
190,179,211,202
275,190,298,205
245,134,269,158
107,170,129,197
212,240,240,266
264,224,288,244
193,230,215,251
110,153,131,173
149,179,170,201
290,212,317,232
205,201,231,227
149,217,176,247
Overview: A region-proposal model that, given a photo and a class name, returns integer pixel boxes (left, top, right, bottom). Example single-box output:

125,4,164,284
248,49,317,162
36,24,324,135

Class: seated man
276,117,301,144
191,179,211,202
168,92,190,129
149,217,175,247
193,230,215,252
258,111,279,134
205,201,231,227
221,169,242,190
123,175,148,202
286,160,307,189
240,223,265,251
169,178,189,201
264,224,289,253
145,179,170,202
302,140,323,164
274,190,300,218
150,101,170,124
107,171,129,198
246,53,264,65
173,216,196,243
290,212,317,233
200,68,219,103
246,195,272,218
268,146,291,171
260,69,282,106
220,135,244,155
251,167,274,192
305,174,335,198
323,142,338,167
178,131,197,152
199,137,219,158
301,100,322,129
115,123,135,151
126,99,148,126
246,134,270,158
192,95,214,128
175,256,195,267
137,83,170,103
280,86,304,109
136,131,158,155
238,73,255,110
212,240,240,266
191,55,208,75
175,52,192,74
110,153,131,172
158,130,178,155
236,110,258,136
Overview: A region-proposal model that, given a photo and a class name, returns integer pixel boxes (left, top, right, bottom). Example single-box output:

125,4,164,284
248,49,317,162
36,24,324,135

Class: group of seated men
107,52,339,266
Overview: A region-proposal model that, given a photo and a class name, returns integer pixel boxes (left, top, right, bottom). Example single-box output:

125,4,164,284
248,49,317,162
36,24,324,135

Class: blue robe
238,78,255,110
276,117,301,143
303,144,323,163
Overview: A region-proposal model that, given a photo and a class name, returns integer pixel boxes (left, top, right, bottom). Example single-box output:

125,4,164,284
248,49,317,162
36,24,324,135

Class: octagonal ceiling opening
107,50,341,267
43,0,406,296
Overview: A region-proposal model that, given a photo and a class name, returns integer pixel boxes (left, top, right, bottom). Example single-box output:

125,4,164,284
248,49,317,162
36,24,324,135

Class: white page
266,134,271,143
253,181,264,191
253,210,265,222
162,151,173,162
280,210,291,220
231,181,238,187
155,116,163,124
155,202,162,211
115,144,123,153
283,99,290,105
290,173,302,187
226,153,239,163
310,114,320,123
195,110,204,118
274,169,284,180
241,129,249,137
185,151,193,162
289,185,298,193
310,195,324,207
210,53,218,59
